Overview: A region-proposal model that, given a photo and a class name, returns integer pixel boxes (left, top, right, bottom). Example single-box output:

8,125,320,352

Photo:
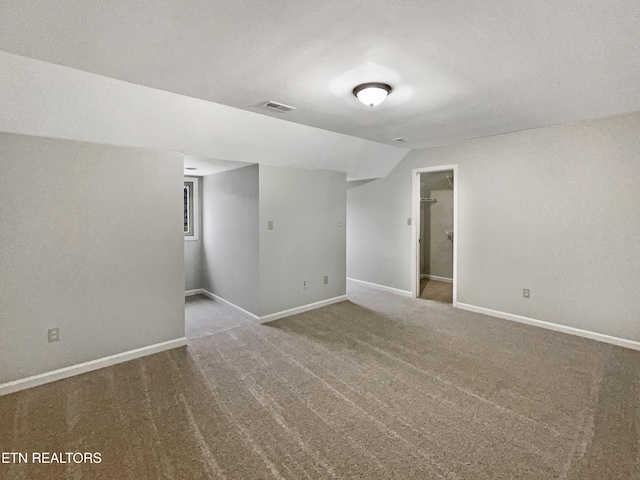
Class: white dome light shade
353,82,392,107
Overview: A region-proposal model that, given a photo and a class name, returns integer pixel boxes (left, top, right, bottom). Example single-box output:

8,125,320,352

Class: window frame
184,177,200,241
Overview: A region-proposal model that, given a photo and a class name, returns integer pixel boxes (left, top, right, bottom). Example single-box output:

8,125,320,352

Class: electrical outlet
303,279,307,289
324,275,328,285
407,218,412,226
337,218,342,228
48,327,60,343
523,288,530,298
267,220,274,230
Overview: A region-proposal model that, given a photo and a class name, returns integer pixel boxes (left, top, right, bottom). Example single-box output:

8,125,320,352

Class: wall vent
263,100,296,113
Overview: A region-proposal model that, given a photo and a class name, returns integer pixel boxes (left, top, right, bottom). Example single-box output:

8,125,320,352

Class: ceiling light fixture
353,82,392,107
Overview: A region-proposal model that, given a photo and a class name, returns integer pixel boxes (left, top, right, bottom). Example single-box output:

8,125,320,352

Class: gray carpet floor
1,283,639,479
185,294,253,339
419,278,453,303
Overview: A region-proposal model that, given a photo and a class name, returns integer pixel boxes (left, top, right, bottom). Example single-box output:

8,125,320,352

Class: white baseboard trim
347,278,412,297
258,295,348,324
200,289,348,323
185,288,205,297
0,337,187,397
457,303,640,352
200,289,261,320
420,274,453,283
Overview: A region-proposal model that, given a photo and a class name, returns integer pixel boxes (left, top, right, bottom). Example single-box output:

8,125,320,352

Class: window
184,177,199,240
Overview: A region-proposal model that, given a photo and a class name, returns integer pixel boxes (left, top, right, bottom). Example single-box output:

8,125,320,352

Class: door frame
411,165,458,305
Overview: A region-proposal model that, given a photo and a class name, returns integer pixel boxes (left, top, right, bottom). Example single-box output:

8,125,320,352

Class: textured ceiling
1,0,639,150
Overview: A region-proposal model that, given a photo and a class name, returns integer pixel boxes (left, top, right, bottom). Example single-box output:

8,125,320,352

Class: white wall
427,189,453,279
0,133,185,385
419,173,454,279
259,165,346,316
184,176,203,291
348,175,412,291
201,164,346,317
348,112,640,342
201,166,260,314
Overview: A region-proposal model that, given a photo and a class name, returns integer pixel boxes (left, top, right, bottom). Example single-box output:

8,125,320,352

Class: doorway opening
411,166,457,305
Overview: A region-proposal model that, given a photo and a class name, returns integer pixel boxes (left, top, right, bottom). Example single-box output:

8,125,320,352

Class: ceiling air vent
263,100,296,113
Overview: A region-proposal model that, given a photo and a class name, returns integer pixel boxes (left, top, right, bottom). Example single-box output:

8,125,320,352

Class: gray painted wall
259,165,347,316
420,173,454,279
0,133,185,384
426,189,453,279
347,112,640,342
184,176,203,291
201,165,260,314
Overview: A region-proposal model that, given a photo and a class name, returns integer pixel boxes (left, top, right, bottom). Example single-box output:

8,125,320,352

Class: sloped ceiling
0,51,408,180
1,1,639,164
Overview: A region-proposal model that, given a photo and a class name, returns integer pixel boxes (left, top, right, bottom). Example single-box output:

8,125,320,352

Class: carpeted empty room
2,283,639,479
2,2,640,479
